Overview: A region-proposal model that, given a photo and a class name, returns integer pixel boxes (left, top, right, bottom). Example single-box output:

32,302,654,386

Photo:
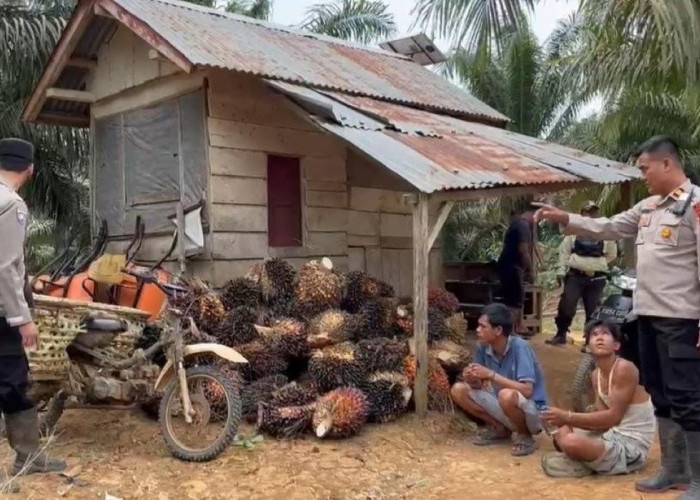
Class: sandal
473,427,510,446
511,434,539,456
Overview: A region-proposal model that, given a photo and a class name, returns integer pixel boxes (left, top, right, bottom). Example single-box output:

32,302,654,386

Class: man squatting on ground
541,319,656,477
547,201,618,346
536,136,700,499
451,303,549,457
0,138,66,493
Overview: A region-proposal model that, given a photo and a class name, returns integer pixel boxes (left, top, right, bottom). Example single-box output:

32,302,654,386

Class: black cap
0,138,34,171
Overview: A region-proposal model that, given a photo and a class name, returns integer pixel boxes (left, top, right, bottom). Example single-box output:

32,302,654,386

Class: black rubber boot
680,431,700,500
636,418,689,493
5,408,66,475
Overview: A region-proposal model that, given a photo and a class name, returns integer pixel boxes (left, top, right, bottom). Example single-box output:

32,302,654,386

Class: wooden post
620,182,636,268
412,192,430,417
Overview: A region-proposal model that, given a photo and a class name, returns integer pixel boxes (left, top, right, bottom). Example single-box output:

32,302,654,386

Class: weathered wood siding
204,70,348,285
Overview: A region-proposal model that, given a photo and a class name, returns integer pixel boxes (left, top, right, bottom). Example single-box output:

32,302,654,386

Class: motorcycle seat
84,317,128,333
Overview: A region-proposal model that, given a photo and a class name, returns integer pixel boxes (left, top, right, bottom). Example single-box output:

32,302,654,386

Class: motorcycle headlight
612,274,637,291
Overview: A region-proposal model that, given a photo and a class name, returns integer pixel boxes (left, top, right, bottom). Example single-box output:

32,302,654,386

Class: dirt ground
1,316,675,500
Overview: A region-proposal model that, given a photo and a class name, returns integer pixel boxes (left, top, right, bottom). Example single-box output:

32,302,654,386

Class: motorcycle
569,267,639,412
23,267,248,462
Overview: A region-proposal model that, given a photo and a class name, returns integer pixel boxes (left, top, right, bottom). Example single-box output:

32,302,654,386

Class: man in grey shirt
536,136,700,499
0,138,65,493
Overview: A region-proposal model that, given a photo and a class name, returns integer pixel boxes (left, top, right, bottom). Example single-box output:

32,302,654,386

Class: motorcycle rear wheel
570,353,596,412
158,365,241,462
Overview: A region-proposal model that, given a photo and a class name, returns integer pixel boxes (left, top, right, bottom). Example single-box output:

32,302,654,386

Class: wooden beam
427,201,454,250
39,112,90,128
67,57,97,70
620,181,636,268
21,0,95,123
148,49,162,60
412,192,430,417
45,88,95,103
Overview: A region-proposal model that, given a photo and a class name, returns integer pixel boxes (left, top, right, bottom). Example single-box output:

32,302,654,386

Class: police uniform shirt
566,179,700,319
0,179,31,327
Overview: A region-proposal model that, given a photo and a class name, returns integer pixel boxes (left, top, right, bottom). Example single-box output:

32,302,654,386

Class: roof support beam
45,88,95,103
409,192,430,418
428,201,454,250
39,113,90,128
21,0,96,123
432,181,593,204
67,57,97,70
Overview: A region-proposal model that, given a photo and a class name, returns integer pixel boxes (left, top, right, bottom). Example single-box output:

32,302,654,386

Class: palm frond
301,0,396,44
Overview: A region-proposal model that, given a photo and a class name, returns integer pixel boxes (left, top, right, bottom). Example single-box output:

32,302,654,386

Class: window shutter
268,156,302,247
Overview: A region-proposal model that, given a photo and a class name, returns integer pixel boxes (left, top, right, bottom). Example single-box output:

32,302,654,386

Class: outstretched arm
536,203,643,240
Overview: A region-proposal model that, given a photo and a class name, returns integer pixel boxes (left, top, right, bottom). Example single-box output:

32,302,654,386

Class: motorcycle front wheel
158,365,241,462
569,352,596,413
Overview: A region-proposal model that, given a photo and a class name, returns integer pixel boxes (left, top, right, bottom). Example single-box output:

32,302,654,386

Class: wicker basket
28,295,151,381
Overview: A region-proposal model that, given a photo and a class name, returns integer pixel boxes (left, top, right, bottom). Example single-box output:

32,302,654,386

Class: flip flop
473,427,510,446
511,435,539,456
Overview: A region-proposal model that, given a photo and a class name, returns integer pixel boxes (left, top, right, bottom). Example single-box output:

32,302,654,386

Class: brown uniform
566,179,700,431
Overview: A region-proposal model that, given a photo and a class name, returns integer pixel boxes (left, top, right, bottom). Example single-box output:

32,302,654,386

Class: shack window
93,90,207,236
267,155,302,247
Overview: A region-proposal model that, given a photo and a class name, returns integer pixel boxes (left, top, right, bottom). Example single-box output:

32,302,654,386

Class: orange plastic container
114,266,169,320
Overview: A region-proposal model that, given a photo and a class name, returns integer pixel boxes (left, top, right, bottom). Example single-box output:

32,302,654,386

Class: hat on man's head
0,138,34,171
581,200,599,213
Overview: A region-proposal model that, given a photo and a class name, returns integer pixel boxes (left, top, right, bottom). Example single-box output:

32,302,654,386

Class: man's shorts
576,428,649,475
469,389,544,435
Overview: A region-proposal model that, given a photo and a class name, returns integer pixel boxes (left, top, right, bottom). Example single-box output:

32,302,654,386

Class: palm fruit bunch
215,306,258,347
205,361,246,415
430,340,472,379
270,381,319,408
445,312,468,346
254,319,309,358
221,277,261,310
190,280,227,334
356,337,409,373
427,287,460,315
241,374,289,421
257,402,316,439
295,259,343,319
307,309,351,349
403,355,452,412
308,342,366,392
428,307,449,343
362,372,412,423
259,258,297,312
341,271,394,313
236,341,288,381
346,300,390,340
312,387,369,439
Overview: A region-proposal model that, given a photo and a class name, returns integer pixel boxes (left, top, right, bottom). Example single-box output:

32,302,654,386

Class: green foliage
301,0,396,44
224,0,273,19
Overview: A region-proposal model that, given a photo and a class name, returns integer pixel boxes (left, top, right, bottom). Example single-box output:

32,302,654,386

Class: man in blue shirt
451,303,549,456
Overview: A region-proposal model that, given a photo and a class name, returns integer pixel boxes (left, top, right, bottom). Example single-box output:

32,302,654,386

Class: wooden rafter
67,57,97,70
45,88,95,103
427,201,454,250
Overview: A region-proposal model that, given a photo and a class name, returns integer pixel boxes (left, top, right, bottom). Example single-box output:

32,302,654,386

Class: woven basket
28,295,150,381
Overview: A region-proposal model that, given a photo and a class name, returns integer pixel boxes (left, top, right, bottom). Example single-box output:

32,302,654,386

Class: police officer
0,138,65,491
535,136,700,499
546,201,618,346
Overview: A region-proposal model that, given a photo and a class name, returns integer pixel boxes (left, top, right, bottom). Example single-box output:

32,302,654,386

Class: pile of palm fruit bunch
153,258,471,439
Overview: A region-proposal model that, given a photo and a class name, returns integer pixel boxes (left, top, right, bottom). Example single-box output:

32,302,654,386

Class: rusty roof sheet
269,83,641,193
104,0,509,123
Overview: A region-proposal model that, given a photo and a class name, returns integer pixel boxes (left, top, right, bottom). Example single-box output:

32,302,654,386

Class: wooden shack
23,0,641,415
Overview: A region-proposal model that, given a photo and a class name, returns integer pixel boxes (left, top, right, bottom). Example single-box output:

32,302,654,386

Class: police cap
0,138,34,171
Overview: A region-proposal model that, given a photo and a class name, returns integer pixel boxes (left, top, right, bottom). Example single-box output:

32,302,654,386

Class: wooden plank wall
203,70,349,285
90,25,181,101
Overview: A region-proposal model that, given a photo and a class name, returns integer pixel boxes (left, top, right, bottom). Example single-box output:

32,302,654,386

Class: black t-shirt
498,218,532,270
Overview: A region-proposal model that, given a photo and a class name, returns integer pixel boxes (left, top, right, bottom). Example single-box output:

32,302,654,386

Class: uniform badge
16,208,26,226
661,228,672,239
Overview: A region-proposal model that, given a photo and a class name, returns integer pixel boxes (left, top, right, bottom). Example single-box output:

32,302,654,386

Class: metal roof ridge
124,0,410,60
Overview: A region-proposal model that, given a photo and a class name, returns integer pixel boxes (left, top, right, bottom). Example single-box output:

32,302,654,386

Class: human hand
467,363,494,381
534,205,570,225
541,407,569,427
19,322,39,352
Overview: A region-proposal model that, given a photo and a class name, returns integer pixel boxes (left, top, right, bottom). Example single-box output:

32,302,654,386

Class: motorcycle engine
87,363,161,404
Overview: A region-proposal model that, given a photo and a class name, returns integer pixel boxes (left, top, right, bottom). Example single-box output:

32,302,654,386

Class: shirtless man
540,320,656,478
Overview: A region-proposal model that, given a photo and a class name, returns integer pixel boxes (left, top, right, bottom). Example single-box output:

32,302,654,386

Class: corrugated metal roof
269,83,641,193
104,0,509,123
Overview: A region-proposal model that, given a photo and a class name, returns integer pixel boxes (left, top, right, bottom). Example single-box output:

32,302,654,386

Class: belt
569,268,607,278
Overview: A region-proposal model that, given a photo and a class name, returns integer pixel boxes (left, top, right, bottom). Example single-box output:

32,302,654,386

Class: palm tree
1,0,90,270
412,0,537,55
225,0,272,19
301,0,396,45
